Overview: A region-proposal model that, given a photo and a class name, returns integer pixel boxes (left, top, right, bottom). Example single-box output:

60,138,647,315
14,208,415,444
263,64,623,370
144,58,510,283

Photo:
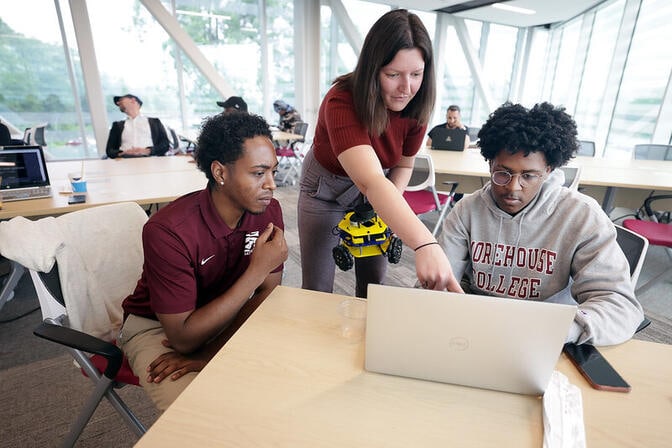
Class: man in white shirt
105,94,169,159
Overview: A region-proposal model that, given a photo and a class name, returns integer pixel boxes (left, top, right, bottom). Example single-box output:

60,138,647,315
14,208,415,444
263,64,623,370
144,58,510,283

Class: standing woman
298,9,462,297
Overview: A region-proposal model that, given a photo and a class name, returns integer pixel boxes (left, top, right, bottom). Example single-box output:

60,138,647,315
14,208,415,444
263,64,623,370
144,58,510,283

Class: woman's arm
338,146,462,292
387,154,415,192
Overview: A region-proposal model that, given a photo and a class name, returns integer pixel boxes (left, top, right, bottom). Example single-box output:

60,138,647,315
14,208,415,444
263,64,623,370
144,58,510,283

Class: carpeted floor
0,183,670,447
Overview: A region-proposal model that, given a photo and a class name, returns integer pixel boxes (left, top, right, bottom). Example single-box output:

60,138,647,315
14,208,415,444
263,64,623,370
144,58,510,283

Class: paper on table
542,371,586,448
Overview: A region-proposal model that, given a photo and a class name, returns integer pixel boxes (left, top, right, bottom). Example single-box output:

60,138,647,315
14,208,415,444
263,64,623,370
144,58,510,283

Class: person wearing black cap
105,94,169,159
217,96,248,114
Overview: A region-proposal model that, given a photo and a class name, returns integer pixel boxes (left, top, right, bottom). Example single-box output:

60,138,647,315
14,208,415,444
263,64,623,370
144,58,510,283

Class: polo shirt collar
198,188,256,238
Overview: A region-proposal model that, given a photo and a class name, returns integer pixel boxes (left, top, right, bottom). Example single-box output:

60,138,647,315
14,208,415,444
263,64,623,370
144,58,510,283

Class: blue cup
71,180,87,193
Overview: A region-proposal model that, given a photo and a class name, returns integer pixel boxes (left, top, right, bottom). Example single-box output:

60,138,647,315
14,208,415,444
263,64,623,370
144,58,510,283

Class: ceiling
369,0,607,27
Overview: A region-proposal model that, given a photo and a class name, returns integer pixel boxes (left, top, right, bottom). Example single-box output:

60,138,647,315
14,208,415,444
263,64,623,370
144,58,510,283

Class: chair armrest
178,135,197,152
33,321,123,379
636,317,652,333
643,195,672,218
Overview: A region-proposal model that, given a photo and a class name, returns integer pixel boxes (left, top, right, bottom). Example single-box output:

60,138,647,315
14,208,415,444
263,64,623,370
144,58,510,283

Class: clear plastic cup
339,299,367,343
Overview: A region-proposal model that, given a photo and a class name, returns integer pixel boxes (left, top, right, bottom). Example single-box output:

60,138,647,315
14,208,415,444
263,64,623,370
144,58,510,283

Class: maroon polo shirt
122,188,284,320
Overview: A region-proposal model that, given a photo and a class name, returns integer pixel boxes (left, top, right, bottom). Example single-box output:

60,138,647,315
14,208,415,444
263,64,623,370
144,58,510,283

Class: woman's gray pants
297,149,388,298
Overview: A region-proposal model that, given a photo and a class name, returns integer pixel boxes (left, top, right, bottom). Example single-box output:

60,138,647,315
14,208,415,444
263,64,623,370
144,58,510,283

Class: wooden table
45,155,198,180
0,155,206,315
135,286,672,448
427,148,672,212
272,130,304,142
0,156,205,220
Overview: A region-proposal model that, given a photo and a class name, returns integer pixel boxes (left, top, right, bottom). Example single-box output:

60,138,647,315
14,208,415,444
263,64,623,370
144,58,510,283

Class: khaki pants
119,314,197,411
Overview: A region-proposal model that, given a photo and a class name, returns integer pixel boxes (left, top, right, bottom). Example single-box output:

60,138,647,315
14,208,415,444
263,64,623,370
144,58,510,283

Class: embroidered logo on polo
244,231,260,256
200,255,215,265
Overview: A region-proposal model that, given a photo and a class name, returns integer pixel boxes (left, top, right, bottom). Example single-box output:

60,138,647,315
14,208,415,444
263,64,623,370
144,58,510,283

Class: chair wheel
387,236,403,264
333,245,354,271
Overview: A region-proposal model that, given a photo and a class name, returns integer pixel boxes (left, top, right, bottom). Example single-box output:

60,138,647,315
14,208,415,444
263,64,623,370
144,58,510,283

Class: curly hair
195,112,272,185
477,102,579,169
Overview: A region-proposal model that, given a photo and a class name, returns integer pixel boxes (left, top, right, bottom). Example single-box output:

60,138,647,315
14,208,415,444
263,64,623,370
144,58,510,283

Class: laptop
0,146,52,202
431,127,467,151
365,284,576,395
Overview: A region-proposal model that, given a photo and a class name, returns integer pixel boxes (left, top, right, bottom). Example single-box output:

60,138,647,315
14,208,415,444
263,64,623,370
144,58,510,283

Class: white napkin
542,371,586,448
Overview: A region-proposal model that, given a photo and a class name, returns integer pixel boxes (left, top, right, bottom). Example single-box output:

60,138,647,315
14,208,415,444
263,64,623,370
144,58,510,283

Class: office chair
178,134,197,153
402,153,458,237
0,202,149,447
23,123,48,147
614,224,649,288
614,224,652,332
558,166,582,190
633,144,672,160
165,126,181,154
0,257,25,313
610,145,670,222
577,140,596,157
467,126,480,144
622,195,672,296
276,121,309,186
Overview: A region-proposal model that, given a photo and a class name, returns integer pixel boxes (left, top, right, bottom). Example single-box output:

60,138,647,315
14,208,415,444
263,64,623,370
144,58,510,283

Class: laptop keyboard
1,186,52,202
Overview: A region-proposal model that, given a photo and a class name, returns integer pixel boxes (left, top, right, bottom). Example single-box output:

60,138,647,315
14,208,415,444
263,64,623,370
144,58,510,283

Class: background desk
0,155,205,317
272,130,303,142
0,156,205,220
427,148,672,212
46,155,198,180
135,286,672,447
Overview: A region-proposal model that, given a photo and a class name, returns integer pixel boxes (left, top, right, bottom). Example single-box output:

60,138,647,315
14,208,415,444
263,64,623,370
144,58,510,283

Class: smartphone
68,194,87,205
563,343,630,392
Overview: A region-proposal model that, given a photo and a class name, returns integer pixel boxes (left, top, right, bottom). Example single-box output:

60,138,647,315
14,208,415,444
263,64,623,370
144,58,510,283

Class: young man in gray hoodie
439,102,643,346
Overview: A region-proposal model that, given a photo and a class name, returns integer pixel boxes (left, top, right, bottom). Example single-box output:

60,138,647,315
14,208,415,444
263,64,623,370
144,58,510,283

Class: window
520,28,549,107
550,18,581,108
607,0,672,158
0,0,94,159
573,0,625,142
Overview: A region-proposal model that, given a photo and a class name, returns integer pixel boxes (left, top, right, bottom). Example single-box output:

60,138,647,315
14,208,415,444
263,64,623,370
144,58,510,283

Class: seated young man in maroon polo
119,112,288,411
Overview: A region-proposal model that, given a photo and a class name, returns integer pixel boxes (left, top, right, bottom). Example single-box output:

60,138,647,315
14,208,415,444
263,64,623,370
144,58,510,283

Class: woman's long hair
334,9,436,136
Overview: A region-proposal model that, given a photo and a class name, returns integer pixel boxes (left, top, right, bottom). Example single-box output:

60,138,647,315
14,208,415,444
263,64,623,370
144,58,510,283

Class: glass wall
90,1,181,134
1,0,297,158
573,0,625,143
436,22,477,128
1,0,670,160
606,0,672,157
0,0,93,159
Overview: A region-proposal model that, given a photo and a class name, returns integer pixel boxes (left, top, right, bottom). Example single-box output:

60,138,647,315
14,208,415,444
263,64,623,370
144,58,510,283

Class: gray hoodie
440,169,644,346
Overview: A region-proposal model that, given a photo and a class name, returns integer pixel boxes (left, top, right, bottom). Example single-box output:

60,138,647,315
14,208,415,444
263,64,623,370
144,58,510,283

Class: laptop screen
365,284,576,395
431,127,466,151
0,146,51,190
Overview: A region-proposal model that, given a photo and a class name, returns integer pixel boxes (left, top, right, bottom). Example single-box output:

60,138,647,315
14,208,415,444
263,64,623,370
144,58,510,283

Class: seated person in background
0,121,10,146
118,112,288,411
273,99,302,133
217,96,248,114
439,102,643,346
0,121,24,146
426,104,470,149
106,94,169,159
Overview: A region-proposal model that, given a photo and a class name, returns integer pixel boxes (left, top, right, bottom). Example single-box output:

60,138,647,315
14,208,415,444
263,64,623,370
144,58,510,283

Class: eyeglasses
491,170,545,187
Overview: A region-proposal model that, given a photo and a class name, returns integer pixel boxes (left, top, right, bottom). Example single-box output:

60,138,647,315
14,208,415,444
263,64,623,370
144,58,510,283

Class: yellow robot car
332,203,402,271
